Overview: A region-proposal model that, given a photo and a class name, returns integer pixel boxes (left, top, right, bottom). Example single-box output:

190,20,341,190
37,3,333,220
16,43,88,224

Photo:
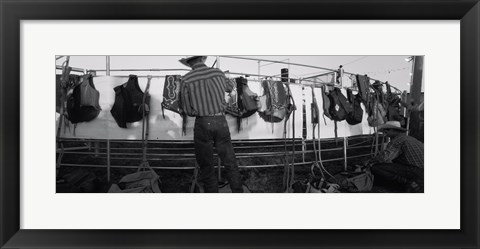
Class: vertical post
281,68,290,137
56,56,71,145
94,142,100,157
107,140,111,183
258,60,261,82
301,80,306,162
408,56,424,141
409,56,424,108
287,59,290,78
343,123,348,171
281,68,289,82
106,56,110,76
405,56,415,134
401,90,408,117
65,56,70,67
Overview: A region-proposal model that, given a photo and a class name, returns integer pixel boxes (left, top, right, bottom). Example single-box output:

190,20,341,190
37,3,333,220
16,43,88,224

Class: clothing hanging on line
110,75,149,128
66,73,101,124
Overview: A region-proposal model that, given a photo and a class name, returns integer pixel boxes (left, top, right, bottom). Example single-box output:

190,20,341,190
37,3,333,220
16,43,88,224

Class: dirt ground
57,136,402,193
57,150,402,193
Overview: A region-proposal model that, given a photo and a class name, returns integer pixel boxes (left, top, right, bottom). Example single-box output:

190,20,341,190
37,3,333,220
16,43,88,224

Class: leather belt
204,112,224,117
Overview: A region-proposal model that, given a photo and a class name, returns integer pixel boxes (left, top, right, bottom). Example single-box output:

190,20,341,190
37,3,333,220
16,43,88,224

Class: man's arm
180,79,196,116
367,142,402,165
222,74,235,93
376,146,401,163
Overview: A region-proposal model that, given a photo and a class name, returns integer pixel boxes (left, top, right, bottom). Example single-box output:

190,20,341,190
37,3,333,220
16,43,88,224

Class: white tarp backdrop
56,74,374,140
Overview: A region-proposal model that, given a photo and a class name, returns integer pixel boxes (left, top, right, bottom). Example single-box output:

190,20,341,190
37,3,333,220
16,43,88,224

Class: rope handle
138,76,153,172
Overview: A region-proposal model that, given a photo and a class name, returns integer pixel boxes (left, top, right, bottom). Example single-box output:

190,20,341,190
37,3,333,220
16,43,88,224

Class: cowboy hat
378,121,408,132
179,56,207,67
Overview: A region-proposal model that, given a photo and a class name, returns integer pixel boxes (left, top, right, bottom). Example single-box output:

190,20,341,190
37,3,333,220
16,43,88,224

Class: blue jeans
194,116,243,193
371,163,424,192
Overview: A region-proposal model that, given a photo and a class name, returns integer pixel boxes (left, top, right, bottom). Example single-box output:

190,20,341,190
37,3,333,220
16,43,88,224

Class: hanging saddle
258,79,292,123
225,77,259,117
225,77,259,132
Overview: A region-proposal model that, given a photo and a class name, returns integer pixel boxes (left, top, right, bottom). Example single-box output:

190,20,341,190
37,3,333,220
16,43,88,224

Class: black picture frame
1,0,479,248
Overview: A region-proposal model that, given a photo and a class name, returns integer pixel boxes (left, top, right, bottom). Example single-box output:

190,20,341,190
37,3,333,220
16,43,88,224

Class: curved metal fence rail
56,135,382,182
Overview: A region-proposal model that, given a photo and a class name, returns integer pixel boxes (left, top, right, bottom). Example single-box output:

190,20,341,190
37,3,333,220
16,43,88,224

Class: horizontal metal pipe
57,137,374,152
220,56,336,73
107,75,167,79
59,146,350,158
94,68,189,72
302,71,335,80
106,143,304,150
58,140,372,151
59,153,371,170
226,71,333,87
58,136,362,144
55,146,90,153
220,56,397,86
63,150,372,165
56,56,403,91
56,65,87,73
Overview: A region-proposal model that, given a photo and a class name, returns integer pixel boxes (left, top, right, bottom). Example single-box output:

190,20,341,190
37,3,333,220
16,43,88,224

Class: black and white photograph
4,0,479,246
55,55,424,193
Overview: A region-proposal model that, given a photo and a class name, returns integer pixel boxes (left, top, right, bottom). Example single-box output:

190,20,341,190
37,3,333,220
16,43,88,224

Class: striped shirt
375,133,424,168
180,63,233,116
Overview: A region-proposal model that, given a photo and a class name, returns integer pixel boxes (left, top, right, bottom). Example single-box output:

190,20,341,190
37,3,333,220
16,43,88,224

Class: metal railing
56,135,380,182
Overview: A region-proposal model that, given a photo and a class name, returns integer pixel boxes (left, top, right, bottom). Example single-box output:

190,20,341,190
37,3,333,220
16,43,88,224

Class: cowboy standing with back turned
179,56,244,193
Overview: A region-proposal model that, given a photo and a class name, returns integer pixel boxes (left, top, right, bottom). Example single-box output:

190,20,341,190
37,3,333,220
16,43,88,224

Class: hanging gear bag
110,75,149,128
225,77,259,132
311,87,320,124
238,77,260,112
160,74,188,135
367,97,387,127
225,77,259,118
327,87,352,121
320,85,332,124
109,76,162,193
66,74,101,124
108,170,162,193
356,74,371,104
258,79,290,123
346,88,364,125
334,166,374,192
161,75,183,116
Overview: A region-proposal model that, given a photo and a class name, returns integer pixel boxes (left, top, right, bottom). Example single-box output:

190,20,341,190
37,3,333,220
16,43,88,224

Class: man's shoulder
183,67,225,82
398,134,423,146
406,135,423,146
390,134,409,144
194,67,224,75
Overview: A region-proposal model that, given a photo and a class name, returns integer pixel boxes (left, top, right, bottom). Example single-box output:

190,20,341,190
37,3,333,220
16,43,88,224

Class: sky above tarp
58,55,420,92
